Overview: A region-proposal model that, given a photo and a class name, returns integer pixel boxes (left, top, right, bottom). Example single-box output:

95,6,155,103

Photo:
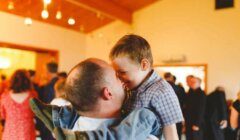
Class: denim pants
52,106,161,140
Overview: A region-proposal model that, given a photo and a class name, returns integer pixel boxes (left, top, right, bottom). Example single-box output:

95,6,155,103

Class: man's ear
102,87,113,100
140,58,150,71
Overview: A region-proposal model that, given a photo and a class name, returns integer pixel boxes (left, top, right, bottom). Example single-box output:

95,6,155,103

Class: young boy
109,34,183,139
31,34,183,140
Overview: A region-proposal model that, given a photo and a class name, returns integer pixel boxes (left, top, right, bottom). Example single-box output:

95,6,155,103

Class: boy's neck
132,69,153,90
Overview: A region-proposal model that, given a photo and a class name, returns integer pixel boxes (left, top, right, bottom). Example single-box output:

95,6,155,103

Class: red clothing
0,91,37,140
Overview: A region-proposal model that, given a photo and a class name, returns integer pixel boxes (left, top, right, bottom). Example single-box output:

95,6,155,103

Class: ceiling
0,0,157,33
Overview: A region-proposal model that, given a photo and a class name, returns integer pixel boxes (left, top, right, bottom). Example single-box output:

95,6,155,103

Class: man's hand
220,120,227,129
192,125,199,131
163,124,179,140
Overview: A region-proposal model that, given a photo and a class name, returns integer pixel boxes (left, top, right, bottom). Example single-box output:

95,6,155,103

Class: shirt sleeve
151,86,184,127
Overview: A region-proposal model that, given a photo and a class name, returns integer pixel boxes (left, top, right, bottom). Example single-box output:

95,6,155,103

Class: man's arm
30,99,161,140
55,108,160,140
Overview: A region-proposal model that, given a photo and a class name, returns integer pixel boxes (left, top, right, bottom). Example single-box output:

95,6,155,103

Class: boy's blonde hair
109,34,153,66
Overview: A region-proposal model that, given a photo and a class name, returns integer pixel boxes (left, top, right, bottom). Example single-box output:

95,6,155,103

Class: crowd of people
0,62,69,140
163,72,240,140
0,34,239,140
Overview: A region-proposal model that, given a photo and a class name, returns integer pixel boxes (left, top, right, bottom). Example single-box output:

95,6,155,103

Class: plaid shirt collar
131,70,161,94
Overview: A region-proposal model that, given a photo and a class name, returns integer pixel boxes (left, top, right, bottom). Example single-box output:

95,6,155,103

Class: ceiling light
56,11,62,20
8,2,14,10
43,0,51,5
41,10,49,19
24,17,32,26
68,18,75,25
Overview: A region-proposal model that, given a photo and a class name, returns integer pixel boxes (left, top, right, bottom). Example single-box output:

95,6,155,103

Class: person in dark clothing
28,70,40,93
230,91,240,140
164,72,186,140
39,62,58,103
185,76,206,140
39,62,59,140
205,87,228,140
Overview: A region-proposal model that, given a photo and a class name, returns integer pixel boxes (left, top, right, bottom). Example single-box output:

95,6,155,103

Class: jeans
52,106,161,140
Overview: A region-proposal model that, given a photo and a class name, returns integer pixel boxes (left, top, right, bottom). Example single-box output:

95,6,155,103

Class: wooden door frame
0,41,59,62
154,64,208,92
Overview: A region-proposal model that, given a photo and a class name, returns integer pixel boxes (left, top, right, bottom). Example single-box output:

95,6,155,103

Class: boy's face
112,56,146,90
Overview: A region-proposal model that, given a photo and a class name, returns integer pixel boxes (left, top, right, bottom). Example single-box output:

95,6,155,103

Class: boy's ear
102,87,113,100
140,59,150,71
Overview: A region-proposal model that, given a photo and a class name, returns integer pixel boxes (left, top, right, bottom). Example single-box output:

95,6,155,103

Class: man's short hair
65,60,105,112
46,62,58,73
109,34,153,66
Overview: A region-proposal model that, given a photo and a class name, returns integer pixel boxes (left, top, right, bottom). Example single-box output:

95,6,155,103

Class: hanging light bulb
24,17,32,26
43,0,51,5
56,11,62,20
8,1,14,10
68,18,75,25
41,9,49,19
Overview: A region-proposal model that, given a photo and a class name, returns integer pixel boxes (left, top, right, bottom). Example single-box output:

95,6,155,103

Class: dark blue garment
40,77,58,103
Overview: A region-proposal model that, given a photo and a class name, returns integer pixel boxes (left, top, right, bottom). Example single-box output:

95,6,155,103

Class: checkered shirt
122,70,184,128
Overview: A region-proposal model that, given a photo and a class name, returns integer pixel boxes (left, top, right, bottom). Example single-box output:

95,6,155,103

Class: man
205,87,228,140
185,76,206,140
31,58,161,140
40,62,59,103
39,62,59,140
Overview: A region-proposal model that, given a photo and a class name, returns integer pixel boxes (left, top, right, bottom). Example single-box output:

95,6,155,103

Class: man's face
112,56,145,90
186,76,193,87
104,65,125,106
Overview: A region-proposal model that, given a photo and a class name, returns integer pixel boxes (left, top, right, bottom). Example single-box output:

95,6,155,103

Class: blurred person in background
0,69,37,140
205,86,228,140
39,62,58,104
28,70,40,94
0,75,8,95
38,62,58,140
230,91,240,140
50,79,71,106
185,76,206,140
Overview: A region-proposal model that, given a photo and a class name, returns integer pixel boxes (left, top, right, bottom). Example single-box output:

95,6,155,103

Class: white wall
86,21,133,61
0,12,86,72
1,0,239,99
85,0,240,99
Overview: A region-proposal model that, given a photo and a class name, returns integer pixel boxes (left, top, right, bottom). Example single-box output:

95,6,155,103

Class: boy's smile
111,56,149,90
